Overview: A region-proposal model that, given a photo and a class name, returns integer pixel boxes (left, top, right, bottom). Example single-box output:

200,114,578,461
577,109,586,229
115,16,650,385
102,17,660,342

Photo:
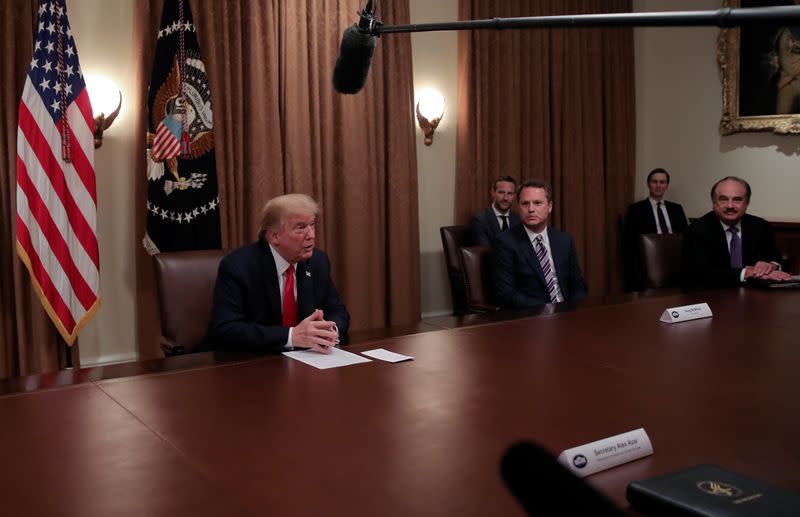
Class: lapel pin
306,271,311,277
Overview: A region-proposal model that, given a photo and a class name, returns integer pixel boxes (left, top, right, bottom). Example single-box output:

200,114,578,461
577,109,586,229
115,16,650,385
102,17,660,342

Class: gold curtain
0,0,77,379
135,0,420,357
457,0,635,296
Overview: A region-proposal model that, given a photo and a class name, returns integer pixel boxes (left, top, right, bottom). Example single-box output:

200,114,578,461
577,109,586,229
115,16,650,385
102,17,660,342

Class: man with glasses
682,176,790,288
208,194,349,353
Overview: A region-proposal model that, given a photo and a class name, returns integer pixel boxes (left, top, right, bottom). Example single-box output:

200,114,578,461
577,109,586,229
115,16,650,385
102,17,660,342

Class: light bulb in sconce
415,89,445,146
85,75,122,149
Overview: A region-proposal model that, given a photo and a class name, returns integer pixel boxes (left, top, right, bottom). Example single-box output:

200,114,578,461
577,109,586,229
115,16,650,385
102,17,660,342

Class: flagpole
58,334,73,369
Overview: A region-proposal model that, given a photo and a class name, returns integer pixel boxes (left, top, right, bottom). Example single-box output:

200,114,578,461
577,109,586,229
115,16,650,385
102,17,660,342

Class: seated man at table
470,175,521,246
207,194,349,353
682,176,790,289
624,168,688,290
493,179,588,308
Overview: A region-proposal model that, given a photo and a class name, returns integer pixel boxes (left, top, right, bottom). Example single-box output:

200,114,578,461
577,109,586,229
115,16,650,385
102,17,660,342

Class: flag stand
57,334,73,369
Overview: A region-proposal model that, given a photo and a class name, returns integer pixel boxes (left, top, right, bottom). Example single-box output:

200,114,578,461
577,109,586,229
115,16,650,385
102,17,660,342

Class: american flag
15,0,100,345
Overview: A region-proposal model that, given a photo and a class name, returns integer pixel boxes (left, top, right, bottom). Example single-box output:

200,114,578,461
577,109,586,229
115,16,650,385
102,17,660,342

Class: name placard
659,303,712,324
557,428,653,478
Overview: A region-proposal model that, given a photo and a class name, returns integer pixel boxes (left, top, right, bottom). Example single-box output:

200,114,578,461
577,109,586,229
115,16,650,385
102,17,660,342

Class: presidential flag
144,0,221,254
16,0,100,346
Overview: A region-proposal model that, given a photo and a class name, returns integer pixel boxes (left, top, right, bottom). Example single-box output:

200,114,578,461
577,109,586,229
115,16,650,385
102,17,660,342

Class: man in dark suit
470,176,521,246
208,194,349,353
624,168,688,291
626,168,688,236
683,176,790,289
493,179,588,308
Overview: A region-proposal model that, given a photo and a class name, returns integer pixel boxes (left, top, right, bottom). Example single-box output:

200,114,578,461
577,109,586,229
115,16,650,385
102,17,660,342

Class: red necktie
282,265,297,327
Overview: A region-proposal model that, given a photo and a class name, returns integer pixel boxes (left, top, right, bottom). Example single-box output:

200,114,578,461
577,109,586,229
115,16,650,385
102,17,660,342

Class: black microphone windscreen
332,25,376,94
501,441,625,516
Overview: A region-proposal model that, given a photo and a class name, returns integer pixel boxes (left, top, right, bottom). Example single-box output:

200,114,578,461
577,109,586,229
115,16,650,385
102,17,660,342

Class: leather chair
153,249,227,356
638,233,684,290
440,225,471,314
459,245,500,313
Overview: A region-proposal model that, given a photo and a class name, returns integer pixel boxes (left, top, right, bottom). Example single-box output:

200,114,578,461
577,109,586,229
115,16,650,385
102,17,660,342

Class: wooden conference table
1,288,799,515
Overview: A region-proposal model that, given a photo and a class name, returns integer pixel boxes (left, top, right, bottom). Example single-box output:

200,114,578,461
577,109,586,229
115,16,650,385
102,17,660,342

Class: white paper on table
361,348,414,363
283,347,372,369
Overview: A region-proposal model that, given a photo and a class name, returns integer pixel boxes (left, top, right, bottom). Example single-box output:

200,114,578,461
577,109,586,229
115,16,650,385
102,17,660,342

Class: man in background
470,176,521,246
682,176,790,289
624,168,688,291
493,179,587,308
208,194,349,353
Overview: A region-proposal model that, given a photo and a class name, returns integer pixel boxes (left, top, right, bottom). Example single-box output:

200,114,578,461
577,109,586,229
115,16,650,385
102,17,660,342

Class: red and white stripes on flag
15,0,100,345
151,114,182,160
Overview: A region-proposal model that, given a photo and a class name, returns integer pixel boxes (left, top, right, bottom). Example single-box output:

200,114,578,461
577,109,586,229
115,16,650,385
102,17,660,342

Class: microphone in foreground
332,0,381,94
501,441,625,516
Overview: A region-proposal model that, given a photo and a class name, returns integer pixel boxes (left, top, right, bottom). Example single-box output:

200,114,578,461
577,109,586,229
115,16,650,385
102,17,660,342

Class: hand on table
291,309,338,354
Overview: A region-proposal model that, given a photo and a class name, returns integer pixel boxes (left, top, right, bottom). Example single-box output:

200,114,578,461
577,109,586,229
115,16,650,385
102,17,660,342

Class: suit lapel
642,198,658,233
740,216,755,265
296,258,314,319
517,226,547,287
711,219,731,263
548,228,567,288
260,242,282,318
487,208,501,235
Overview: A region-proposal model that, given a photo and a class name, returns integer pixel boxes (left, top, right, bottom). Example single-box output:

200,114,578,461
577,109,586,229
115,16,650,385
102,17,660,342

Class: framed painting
718,0,800,134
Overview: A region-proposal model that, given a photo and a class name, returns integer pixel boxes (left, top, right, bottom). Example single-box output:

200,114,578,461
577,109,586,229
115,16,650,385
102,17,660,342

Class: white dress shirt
492,206,512,230
648,197,673,234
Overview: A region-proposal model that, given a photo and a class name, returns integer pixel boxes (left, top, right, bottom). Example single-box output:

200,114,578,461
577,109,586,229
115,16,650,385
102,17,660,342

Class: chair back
459,245,500,312
153,249,226,355
638,233,684,289
440,225,471,314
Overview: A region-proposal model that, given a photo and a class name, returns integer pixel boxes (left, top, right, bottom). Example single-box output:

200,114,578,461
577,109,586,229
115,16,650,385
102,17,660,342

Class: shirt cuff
771,261,782,271
739,268,746,283
285,326,294,349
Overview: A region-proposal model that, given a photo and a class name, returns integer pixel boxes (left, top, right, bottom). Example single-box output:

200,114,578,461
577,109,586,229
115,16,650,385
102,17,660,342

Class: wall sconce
85,75,122,149
415,89,445,146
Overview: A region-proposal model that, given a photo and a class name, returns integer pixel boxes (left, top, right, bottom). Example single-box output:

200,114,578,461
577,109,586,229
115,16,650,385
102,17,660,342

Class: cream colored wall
68,0,138,365
410,0,459,317
634,0,800,220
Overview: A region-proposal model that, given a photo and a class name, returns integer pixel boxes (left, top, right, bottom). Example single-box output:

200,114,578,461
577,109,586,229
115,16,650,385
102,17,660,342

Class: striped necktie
535,235,558,303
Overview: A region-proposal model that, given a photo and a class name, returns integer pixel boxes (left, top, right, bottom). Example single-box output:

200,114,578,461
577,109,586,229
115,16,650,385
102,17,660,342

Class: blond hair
259,194,319,235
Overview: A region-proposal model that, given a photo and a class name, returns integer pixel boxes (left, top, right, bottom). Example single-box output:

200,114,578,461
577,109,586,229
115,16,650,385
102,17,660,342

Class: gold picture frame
718,0,800,134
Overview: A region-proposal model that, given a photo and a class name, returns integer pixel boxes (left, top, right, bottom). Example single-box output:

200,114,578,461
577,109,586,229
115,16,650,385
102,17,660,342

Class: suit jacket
626,198,688,236
682,211,783,289
492,224,588,308
207,239,350,352
470,207,521,246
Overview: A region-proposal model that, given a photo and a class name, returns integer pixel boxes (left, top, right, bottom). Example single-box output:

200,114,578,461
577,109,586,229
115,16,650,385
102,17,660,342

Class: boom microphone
332,0,381,94
501,441,625,516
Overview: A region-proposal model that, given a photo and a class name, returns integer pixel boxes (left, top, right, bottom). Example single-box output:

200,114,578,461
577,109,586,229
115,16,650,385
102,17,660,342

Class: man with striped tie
492,179,588,309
